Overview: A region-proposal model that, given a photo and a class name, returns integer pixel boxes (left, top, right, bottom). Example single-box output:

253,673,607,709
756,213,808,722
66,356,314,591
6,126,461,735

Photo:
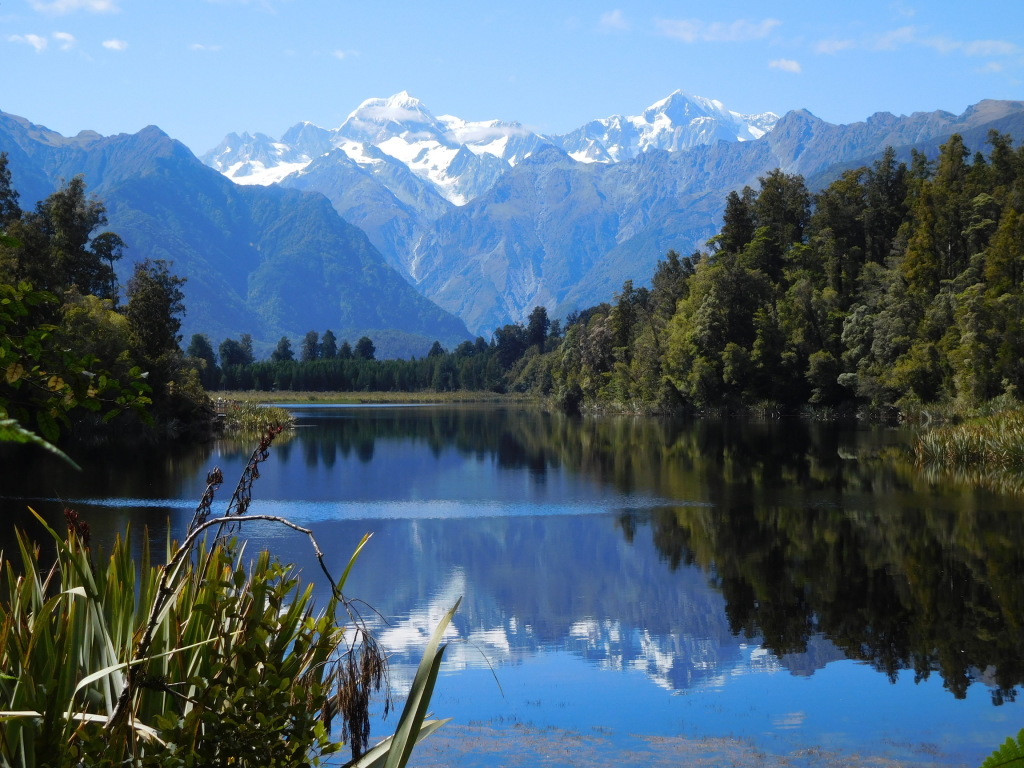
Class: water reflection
2,405,1021,762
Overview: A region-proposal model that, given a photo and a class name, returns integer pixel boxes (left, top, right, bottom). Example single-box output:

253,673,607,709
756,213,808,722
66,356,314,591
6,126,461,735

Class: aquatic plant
0,427,456,766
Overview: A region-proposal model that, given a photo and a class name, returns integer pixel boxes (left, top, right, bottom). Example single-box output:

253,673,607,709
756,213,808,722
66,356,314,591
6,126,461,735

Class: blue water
2,404,1022,766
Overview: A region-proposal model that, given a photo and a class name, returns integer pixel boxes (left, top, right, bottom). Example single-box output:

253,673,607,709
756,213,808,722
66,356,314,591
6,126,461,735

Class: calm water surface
2,404,1023,767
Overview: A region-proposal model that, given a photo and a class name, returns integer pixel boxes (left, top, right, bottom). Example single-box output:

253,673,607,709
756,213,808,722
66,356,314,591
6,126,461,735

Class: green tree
1,282,149,441
526,306,550,350
752,169,810,283
124,259,186,360
300,330,320,362
9,176,120,301
219,337,253,368
186,333,219,389
271,336,295,362
354,336,375,361
321,329,338,359
710,188,756,254
240,333,255,364
0,151,21,228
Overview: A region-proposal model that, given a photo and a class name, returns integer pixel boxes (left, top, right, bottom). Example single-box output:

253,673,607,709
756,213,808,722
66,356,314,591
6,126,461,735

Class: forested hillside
530,132,1024,413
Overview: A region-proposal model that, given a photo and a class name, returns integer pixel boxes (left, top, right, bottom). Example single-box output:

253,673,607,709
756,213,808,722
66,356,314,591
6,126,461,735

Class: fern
982,729,1024,768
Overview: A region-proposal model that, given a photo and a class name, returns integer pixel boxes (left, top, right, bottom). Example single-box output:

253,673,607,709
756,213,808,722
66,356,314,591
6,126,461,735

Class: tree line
185,305,560,393
186,131,1024,414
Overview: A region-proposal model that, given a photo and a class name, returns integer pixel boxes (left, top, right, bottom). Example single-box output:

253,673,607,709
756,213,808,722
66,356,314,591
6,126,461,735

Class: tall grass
0,427,456,766
218,399,296,435
913,407,1024,470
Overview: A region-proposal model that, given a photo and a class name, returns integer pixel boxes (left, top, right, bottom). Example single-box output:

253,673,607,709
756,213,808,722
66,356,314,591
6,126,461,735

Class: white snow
223,159,309,185
206,89,780,204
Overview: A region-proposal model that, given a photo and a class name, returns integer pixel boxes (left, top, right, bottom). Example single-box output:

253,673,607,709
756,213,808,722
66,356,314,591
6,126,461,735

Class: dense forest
0,153,209,443
536,130,1024,414
201,131,1024,417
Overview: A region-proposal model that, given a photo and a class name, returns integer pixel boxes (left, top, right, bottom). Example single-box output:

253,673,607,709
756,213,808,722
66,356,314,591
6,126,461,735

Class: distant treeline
187,306,560,393
193,131,1024,415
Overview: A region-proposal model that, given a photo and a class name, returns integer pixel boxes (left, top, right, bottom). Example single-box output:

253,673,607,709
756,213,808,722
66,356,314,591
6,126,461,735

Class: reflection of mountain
339,514,784,697
281,406,1024,704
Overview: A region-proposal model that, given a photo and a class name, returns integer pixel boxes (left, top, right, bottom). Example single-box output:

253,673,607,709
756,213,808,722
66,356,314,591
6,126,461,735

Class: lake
2,404,1023,767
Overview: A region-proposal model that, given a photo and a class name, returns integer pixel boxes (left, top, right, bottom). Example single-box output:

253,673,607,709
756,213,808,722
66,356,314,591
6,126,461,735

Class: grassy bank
216,390,539,405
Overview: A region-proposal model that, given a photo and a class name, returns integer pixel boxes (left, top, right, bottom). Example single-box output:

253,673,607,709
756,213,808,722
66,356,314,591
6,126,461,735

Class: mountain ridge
0,110,472,357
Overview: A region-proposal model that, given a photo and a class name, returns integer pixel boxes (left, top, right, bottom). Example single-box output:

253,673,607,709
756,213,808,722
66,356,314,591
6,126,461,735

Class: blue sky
2,0,1022,154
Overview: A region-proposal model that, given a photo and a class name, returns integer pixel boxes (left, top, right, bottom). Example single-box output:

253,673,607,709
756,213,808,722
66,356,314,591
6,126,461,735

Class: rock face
0,112,471,357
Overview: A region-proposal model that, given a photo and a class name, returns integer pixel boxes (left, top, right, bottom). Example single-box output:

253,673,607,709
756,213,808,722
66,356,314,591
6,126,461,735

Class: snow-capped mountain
203,91,550,205
200,90,779,205
556,90,779,163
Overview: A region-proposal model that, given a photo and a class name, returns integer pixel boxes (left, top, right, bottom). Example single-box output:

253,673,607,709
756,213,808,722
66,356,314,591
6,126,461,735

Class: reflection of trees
495,411,1024,706
620,498,1024,706
0,438,218,553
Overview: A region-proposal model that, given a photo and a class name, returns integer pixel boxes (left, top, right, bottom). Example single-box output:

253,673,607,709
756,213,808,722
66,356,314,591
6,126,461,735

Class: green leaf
0,418,80,469
381,598,460,768
981,728,1024,768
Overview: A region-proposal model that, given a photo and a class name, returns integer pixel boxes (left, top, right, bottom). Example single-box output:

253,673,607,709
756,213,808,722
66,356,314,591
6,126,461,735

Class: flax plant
0,427,457,767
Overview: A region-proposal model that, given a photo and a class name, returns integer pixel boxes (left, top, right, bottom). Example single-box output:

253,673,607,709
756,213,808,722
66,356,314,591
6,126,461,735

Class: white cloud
769,58,801,74
332,49,359,60
53,31,75,49
599,10,629,32
190,43,222,52
9,33,48,52
29,0,118,14
814,38,855,55
868,26,1018,58
102,38,127,50
656,18,780,43
872,25,917,51
960,39,1018,57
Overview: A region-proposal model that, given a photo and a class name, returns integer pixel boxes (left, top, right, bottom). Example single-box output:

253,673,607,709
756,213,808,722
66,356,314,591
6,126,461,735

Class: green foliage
4,176,120,301
220,400,296,435
981,728,1024,768
0,281,151,441
0,171,215,443
914,406,1024,469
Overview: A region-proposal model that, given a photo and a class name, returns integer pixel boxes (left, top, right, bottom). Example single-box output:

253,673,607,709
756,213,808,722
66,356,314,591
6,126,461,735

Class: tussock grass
217,399,295,434
913,406,1024,469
